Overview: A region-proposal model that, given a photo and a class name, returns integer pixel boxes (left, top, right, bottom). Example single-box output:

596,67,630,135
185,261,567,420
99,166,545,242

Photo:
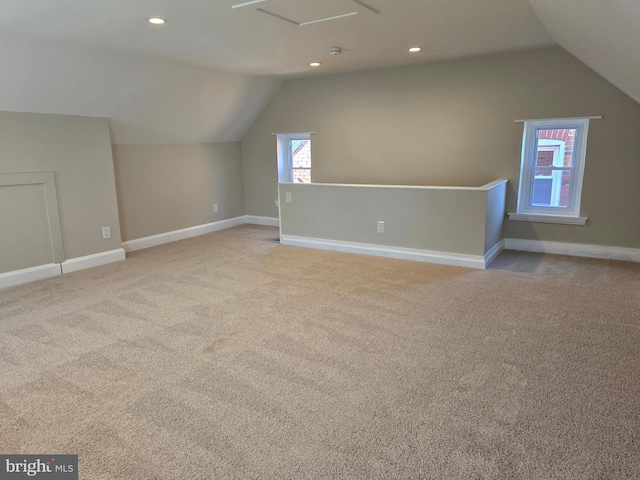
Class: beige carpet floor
1,225,639,479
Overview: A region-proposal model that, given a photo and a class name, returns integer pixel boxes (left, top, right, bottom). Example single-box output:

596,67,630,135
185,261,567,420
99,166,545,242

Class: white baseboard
2,216,279,289
122,216,246,252
280,235,491,269
0,263,62,290
244,215,280,227
61,248,127,274
484,240,505,266
504,238,640,262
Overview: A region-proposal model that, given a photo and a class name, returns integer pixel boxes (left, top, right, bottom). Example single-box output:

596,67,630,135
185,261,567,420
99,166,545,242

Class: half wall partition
278,180,508,269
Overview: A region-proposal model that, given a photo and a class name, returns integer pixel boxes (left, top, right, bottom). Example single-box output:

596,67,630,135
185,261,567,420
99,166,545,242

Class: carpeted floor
1,224,639,479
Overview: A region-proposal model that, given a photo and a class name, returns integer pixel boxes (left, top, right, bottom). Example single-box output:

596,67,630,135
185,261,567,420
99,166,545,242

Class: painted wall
485,181,508,254
278,181,506,265
0,172,65,275
0,111,122,260
0,181,54,273
242,47,640,249
113,143,245,241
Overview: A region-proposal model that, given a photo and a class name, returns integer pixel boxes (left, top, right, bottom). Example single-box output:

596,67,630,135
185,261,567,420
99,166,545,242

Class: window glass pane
532,168,572,207
291,140,311,169
277,133,311,183
535,149,554,167
536,128,577,167
292,168,311,183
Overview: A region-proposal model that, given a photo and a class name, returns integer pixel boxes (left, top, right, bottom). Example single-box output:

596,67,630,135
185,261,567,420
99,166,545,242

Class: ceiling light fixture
147,17,166,25
409,47,422,53
310,62,321,67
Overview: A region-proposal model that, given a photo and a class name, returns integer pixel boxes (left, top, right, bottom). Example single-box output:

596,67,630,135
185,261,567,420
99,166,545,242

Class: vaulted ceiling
527,0,640,105
0,0,637,144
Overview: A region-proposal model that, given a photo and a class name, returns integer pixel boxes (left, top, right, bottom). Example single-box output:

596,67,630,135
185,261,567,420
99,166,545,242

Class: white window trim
511,118,590,224
507,213,588,225
276,133,311,183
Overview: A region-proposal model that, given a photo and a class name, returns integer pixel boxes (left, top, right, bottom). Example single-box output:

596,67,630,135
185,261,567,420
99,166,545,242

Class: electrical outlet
285,192,292,203
102,226,111,239
274,200,280,208
213,203,218,213
377,221,384,233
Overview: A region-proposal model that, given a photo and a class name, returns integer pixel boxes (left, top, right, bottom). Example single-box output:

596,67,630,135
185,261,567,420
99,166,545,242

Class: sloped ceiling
528,0,640,104
0,0,638,144
0,30,283,144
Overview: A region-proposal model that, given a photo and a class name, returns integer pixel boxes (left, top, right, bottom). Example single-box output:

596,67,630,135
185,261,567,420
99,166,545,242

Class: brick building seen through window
291,139,311,183
533,128,576,207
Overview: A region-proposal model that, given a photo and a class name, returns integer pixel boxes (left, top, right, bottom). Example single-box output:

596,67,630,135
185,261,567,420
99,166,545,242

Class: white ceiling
0,0,638,144
0,0,554,77
528,0,640,104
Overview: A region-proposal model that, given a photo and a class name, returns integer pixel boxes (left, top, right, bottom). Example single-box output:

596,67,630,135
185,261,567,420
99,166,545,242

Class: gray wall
485,181,508,254
278,183,504,256
113,143,245,241
0,182,53,273
0,172,65,274
242,47,640,248
0,111,122,261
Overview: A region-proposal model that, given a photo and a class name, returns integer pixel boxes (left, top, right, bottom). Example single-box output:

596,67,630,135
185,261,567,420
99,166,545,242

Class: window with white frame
515,118,591,220
276,133,311,183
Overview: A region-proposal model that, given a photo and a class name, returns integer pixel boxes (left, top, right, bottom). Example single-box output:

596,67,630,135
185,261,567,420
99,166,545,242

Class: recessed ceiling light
409,47,422,53
147,17,166,25
310,62,321,67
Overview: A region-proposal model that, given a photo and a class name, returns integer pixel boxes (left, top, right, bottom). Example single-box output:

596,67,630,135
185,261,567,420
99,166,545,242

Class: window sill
507,213,588,225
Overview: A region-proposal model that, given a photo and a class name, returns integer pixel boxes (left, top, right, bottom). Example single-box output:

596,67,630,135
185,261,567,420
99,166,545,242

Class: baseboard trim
122,216,246,252
280,235,489,269
0,263,62,290
61,248,127,274
3,216,278,289
485,240,505,266
244,215,280,227
504,238,640,262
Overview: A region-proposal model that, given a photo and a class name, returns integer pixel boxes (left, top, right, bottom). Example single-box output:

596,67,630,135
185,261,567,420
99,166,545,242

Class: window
276,133,311,183
513,118,591,224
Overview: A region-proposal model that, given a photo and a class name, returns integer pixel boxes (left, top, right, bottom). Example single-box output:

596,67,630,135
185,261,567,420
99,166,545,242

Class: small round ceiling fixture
147,17,166,25
409,47,422,53
310,62,321,67
330,47,342,55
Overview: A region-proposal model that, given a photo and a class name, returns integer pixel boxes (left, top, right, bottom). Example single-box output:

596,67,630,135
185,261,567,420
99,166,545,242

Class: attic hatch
232,0,378,27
